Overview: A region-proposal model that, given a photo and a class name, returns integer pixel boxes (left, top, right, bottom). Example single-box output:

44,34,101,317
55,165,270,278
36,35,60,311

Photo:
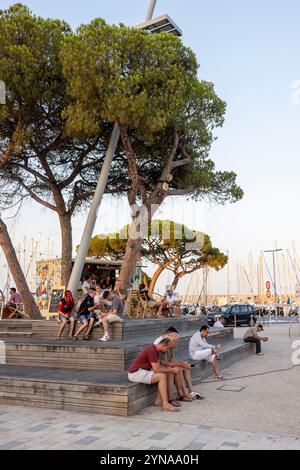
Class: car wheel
248,317,256,327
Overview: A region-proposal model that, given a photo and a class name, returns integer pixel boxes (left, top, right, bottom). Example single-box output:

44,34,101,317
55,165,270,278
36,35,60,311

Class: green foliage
86,232,127,260
87,220,228,285
61,19,198,138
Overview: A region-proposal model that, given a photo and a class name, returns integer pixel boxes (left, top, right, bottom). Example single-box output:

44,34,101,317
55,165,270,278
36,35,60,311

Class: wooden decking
0,317,255,416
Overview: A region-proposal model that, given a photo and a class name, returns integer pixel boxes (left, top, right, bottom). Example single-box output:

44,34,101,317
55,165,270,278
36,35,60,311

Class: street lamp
264,248,283,322
67,0,183,296
137,14,182,36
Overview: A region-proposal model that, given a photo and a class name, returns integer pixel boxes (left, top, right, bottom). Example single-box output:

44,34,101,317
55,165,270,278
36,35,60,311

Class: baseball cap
258,324,264,331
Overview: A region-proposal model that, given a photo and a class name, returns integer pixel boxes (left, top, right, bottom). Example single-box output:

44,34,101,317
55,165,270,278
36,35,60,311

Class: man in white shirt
189,325,223,380
214,316,225,328
82,275,91,296
163,287,181,317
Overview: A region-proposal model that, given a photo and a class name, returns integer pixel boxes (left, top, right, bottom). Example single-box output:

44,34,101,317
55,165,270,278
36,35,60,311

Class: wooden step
0,332,33,338
0,317,234,343
0,340,255,416
1,327,234,372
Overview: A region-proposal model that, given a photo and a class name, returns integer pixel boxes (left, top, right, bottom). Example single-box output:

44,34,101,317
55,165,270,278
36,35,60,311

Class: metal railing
289,315,300,342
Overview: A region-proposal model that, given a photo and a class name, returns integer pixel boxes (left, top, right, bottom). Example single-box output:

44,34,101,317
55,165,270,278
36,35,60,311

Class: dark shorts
77,313,97,323
77,315,89,324
88,312,98,321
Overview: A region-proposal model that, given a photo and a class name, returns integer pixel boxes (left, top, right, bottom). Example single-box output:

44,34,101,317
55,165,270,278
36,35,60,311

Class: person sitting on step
139,283,163,317
128,338,180,413
243,324,268,356
72,287,100,341
189,325,223,380
154,330,204,403
57,290,76,340
98,291,125,342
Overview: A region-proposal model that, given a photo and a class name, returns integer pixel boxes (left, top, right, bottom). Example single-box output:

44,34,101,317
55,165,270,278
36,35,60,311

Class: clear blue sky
1,0,300,295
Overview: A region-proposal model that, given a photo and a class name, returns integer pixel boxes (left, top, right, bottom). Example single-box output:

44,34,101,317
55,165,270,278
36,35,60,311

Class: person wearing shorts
189,325,223,380
98,291,125,342
57,290,76,340
73,288,100,341
128,338,180,413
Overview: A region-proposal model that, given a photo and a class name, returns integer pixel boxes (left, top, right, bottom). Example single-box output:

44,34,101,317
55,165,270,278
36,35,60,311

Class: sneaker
83,335,89,341
195,393,205,400
256,352,264,356
93,320,102,328
99,335,110,342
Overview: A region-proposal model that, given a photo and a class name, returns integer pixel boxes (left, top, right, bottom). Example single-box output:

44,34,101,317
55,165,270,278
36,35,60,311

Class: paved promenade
0,324,299,450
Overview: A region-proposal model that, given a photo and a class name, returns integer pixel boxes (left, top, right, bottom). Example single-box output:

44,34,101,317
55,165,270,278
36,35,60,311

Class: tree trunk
119,237,143,289
172,272,186,291
0,218,42,319
149,266,165,293
59,213,73,287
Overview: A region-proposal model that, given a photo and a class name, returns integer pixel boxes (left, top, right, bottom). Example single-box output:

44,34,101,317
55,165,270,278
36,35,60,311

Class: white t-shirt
214,320,224,328
153,335,163,345
165,293,178,303
82,281,90,295
94,293,103,305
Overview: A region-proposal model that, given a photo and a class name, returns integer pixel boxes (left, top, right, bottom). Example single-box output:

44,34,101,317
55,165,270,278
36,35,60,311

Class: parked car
207,304,257,327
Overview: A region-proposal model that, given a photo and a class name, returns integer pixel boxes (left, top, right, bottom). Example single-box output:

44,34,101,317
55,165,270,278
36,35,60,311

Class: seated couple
56,287,124,341
128,327,204,412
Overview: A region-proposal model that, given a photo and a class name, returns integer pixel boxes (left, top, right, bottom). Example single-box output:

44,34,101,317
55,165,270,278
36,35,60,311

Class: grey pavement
0,324,299,450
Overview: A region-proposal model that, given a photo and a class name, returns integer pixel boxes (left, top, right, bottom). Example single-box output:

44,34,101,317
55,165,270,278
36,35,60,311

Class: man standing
128,338,180,412
189,325,223,380
243,324,268,356
214,316,225,328
81,275,91,296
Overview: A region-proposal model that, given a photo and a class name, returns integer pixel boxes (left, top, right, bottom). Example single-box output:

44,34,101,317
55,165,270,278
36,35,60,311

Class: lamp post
264,248,283,322
67,0,182,296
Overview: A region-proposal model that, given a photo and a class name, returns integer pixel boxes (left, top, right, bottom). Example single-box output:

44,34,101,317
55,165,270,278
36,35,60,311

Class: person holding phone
189,325,223,380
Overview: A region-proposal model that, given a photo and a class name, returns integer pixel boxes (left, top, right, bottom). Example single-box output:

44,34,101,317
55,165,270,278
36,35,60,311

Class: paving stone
149,432,169,440
76,436,99,445
0,441,24,450
65,430,82,435
184,441,206,450
221,441,240,448
26,424,50,433
64,424,81,429
88,426,104,432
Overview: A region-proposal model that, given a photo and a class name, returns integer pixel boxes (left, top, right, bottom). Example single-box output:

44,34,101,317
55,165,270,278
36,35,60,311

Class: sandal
216,375,223,380
72,336,77,341
162,404,180,412
169,399,181,407
176,396,193,402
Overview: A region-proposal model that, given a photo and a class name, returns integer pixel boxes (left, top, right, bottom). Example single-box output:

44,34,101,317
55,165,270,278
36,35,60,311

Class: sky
1,0,300,296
